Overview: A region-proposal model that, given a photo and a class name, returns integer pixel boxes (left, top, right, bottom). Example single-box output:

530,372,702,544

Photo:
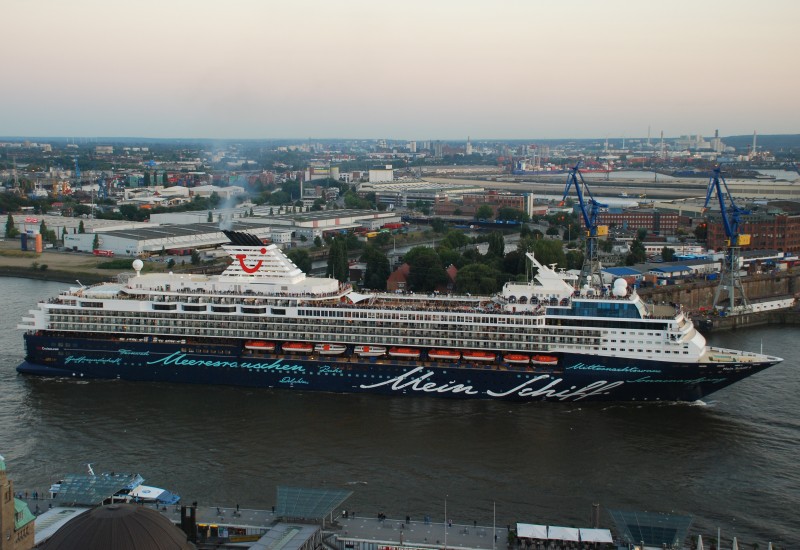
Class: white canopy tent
547,526,580,542
516,523,548,539
579,528,614,543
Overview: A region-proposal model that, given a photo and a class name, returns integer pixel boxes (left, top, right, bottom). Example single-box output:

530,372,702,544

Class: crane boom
560,162,608,289
702,165,750,313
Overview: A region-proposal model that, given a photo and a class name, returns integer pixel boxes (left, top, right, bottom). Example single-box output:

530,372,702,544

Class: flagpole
492,501,496,550
444,496,448,550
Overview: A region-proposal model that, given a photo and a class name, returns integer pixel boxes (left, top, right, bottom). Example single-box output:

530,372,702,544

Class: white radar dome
612,278,628,297
132,259,144,273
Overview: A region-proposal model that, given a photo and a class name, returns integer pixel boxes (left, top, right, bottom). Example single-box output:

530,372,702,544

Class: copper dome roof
42,504,194,550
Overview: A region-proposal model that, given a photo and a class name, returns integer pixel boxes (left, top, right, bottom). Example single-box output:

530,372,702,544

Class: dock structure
25,499,510,550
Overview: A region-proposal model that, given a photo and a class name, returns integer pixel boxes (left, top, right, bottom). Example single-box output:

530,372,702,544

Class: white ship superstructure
17,231,782,402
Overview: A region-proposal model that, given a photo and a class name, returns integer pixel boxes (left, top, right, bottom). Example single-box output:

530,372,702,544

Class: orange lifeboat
530,354,558,366
388,347,421,359
503,353,530,365
462,350,496,362
244,340,275,352
282,342,313,354
428,349,461,361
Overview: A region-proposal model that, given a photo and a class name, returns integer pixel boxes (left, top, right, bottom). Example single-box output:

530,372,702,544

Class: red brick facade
706,214,800,252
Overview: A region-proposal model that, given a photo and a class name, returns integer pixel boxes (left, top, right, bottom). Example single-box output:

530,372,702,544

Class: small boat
49,465,180,505
282,342,313,353
462,350,496,362
244,340,275,352
315,343,347,355
530,354,558,365
504,353,530,364
355,345,386,357
428,349,461,361
388,347,421,359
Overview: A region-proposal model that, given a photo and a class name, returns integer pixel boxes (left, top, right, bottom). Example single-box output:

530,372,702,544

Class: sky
2,0,798,140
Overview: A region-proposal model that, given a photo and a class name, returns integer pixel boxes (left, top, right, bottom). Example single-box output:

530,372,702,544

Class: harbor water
0,278,797,547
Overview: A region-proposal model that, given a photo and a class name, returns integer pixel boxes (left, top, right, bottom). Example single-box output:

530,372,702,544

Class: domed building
41,504,194,550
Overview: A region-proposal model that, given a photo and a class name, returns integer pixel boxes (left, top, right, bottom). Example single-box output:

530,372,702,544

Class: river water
0,278,797,547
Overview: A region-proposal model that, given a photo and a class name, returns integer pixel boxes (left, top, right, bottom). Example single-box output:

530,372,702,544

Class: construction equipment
560,161,608,288
703,166,751,313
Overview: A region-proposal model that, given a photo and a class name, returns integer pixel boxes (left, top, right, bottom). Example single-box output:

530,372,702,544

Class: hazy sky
2,0,798,140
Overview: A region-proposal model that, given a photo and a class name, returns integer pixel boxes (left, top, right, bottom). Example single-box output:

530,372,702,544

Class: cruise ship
17,231,782,402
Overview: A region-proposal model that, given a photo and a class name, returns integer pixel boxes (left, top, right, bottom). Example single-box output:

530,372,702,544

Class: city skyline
2,0,798,140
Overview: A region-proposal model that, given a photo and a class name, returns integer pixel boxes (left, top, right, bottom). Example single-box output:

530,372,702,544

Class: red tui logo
236,248,267,273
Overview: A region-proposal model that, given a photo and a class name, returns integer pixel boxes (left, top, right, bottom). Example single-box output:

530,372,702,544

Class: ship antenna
76,279,84,288
86,463,95,476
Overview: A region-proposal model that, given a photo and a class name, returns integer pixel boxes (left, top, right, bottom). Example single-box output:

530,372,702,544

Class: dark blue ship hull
18,333,775,402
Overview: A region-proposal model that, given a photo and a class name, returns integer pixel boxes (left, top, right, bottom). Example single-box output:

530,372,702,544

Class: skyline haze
3,0,798,140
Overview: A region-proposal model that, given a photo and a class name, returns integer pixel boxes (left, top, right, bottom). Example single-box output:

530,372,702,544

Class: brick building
462,190,534,217
584,209,680,236
706,212,800,253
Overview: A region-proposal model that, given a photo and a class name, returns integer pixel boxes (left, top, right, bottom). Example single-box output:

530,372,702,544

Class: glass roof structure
608,509,692,548
275,486,353,520
55,473,141,506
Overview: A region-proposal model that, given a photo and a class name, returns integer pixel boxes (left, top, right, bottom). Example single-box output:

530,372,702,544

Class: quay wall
639,268,800,331
638,269,800,310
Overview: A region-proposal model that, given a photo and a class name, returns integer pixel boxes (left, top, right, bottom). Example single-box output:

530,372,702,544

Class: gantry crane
703,166,751,313
560,161,608,289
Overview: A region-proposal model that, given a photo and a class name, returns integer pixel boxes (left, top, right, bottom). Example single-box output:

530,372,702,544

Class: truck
93,249,115,257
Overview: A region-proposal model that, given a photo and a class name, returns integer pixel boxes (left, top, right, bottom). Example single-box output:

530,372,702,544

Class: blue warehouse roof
603,267,642,277
649,265,691,274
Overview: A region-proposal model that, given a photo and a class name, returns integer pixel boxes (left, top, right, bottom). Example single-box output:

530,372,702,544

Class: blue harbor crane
703,165,751,313
560,161,608,288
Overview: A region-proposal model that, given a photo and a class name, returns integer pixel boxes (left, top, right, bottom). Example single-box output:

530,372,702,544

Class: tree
404,247,447,291
144,171,151,186
286,249,312,273
455,263,501,294
637,227,648,242
626,239,647,265
430,218,447,233
326,238,349,282
360,245,390,290
661,246,676,262
313,236,323,248
5,214,18,238
190,249,201,265
531,238,566,268
694,223,707,241
167,258,175,269
62,227,68,241
443,230,470,250
496,207,530,223
486,231,505,257
546,226,561,237
475,204,493,220
207,211,213,222
565,250,584,270
249,207,254,216
78,220,85,233
92,233,99,251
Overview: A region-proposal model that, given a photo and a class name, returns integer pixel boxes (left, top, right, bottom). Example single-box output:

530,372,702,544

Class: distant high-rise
408,141,417,153
434,141,443,159
465,136,473,156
